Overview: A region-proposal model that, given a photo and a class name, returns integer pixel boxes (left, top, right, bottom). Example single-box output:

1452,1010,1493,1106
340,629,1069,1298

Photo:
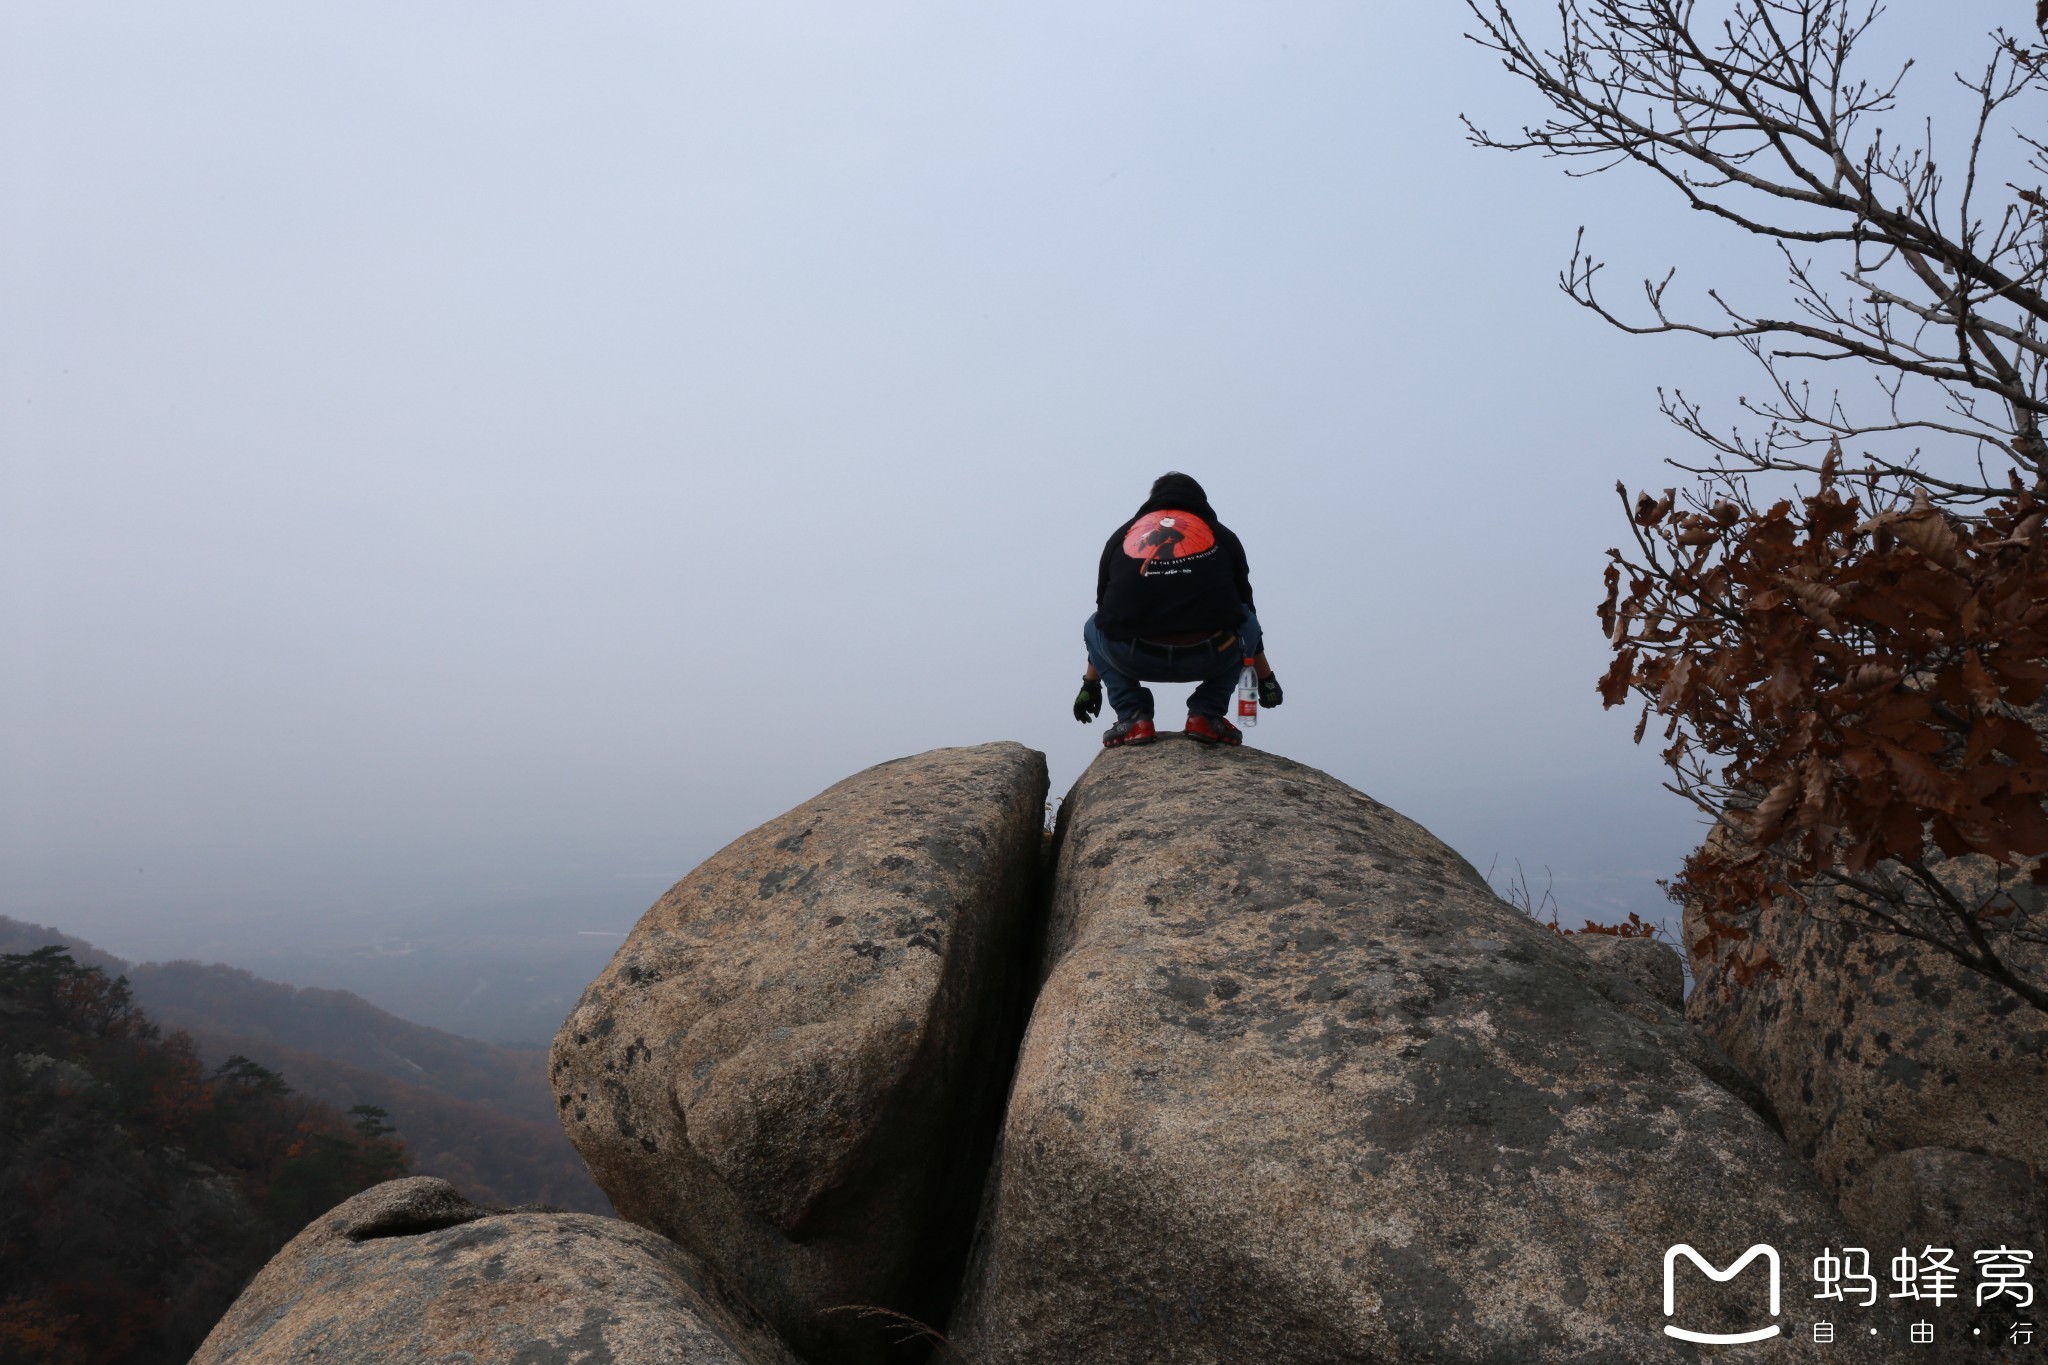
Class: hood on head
1138,472,1217,521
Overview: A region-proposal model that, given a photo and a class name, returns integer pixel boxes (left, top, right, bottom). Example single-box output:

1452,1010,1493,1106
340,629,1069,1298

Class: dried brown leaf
1598,650,1637,708
1990,794,2048,858
1880,800,1925,860
1892,508,1964,567
1876,740,1960,812
1657,654,1695,712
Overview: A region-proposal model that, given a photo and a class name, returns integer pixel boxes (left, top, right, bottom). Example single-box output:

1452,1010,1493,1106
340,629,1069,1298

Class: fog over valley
4,0,2018,1032
11,4,2048,1362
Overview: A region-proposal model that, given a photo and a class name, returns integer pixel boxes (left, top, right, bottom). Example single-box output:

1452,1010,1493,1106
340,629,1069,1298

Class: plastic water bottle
1235,660,1259,728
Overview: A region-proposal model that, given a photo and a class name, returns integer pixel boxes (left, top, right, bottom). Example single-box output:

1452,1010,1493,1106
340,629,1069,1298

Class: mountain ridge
0,915,603,1213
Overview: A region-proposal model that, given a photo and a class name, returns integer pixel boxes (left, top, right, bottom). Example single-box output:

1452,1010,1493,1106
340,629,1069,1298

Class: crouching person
1074,472,1282,748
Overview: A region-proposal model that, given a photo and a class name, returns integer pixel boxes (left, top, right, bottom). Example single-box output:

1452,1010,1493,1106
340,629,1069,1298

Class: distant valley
0,915,607,1214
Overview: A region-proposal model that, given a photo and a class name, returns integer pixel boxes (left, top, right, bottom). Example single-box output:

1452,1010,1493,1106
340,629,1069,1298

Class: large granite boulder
552,742,1047,1362
190,1177,800,1364
1683,867,2048,1249
1572,933,1686,1011
952,740,1895,1363
1838,1145,2048,1255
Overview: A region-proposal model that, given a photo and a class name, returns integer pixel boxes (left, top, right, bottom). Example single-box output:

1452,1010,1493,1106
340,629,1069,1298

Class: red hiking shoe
1102,718,1158,748
1183,714,1243,746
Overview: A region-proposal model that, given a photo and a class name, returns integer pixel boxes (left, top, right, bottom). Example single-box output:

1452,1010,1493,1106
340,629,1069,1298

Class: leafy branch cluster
1467,0,2048,1015
1601,455,2048,1004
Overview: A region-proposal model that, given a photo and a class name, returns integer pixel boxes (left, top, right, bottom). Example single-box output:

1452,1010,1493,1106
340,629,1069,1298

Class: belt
1135,629,1238,654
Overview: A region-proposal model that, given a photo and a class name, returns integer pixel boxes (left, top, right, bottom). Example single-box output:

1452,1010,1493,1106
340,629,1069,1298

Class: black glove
1074,677,1103,722
1258,674,1283,708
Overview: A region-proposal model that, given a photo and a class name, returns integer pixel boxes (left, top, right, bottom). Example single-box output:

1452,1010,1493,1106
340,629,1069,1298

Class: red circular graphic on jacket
1122,510,1216,571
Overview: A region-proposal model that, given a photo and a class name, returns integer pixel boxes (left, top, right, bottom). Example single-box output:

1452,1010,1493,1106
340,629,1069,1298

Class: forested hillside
125,960,556,1123
0,918,605,1213
0,947,407,1364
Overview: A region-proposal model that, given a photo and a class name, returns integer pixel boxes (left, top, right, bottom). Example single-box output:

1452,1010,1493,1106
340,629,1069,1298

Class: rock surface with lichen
189,1177,802,1364
1572,932,1686,1010
951,739,1893,1363
1683,865,2048,1251
551,742,1046,1363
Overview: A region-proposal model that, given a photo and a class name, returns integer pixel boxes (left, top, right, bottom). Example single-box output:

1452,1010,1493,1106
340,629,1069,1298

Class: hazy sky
2,2,2023,970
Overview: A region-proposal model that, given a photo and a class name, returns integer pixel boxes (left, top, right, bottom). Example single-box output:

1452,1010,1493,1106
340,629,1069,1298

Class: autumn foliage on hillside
0,948,408,1365
1599,456,2048,1010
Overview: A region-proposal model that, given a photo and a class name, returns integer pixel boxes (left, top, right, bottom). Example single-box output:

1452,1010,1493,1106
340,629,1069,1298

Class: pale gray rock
552,742,1047,1363
952,740,1894,1363
190,1176,801,1364
1573,933,1686,1011
13,1051,99,1090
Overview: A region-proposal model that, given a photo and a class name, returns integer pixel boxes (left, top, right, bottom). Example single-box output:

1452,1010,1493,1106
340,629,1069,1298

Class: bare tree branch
1477,0,2048,1013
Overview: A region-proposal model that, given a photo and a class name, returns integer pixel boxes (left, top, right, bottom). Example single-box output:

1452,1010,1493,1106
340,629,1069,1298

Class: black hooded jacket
1094,474,1256,640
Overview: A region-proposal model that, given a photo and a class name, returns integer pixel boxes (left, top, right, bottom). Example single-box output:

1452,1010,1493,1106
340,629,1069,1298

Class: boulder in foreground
1683,870,2048,1251
953,740,1894,1363
1839,1144,2048,1255
190,1177,801,1364
1571,931,1685,1011
552,741,1047,1361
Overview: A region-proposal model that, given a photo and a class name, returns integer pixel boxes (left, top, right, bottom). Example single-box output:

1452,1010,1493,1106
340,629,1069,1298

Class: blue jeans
1083,612,1262,723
